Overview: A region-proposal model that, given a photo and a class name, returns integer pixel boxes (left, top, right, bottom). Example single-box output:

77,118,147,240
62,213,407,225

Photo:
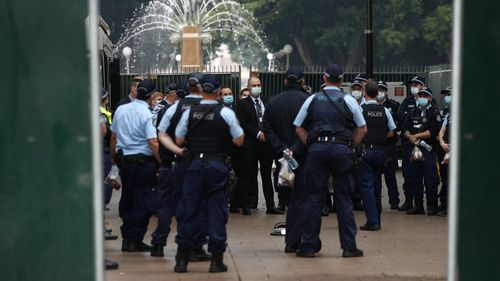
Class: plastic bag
104,164,122,190
441,152,450,165
410,146,424,162
277,158,295,188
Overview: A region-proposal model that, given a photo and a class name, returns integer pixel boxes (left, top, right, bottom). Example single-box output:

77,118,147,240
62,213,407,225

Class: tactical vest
100,107,112,152
409,107,436,144
186,104,231,158
309,89,354,142
362,103,388,146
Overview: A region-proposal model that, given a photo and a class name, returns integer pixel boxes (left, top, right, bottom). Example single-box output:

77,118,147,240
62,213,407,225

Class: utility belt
190,152,228,164
311,135,352,147
121,153,155,164
363,144,386,150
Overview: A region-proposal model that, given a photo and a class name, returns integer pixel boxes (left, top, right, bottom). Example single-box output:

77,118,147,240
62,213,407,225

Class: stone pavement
104,171,447,281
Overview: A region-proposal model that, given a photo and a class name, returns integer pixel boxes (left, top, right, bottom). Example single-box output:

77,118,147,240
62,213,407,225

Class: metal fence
112,65,241,110
427,64,452,109
249,65,430,100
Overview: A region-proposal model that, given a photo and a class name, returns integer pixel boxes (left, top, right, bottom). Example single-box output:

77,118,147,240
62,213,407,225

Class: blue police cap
378,80,388,90
285,67,304,82
350,79,363,88
201,74,221,93
324,64,344,82
100,88,109,99
187,72,205,87
136,80,156,99
176,80,189,98
441,86,452,95
418,87,433,97
410,75,426,85
355,73,369,82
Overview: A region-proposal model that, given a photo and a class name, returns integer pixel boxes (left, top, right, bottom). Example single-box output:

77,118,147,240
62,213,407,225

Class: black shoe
229,207,240,213
321,208,329,216
284,245,298,253
276,205,286,212
174,249,189,273
437,204,447,213
122,240,153,252
342,248,364,258
438,210,448,217
266,207,284,215
296,251,315,258
406,206,425,215
390,204,399,210
398,198,413,211
151,245,164,257
105,259,119,270
105,232,118,240
209,253,228,273
360,224,381,231
352,200,363,211
427,207,438,216
242,208,251,216
189,248,211,262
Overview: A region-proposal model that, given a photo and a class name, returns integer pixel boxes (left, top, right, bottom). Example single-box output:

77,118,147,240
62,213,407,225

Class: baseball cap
285,67,304,82
201,74,221,93
136,80,156,99
418,87,433,97
350,79,363,88
324,64,344,82
378,80,388,90
410,75,426,85
355,73,369,82
440,86,452,95
187,72,204,87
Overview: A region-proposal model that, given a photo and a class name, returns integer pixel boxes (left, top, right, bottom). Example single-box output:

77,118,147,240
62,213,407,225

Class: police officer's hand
408,134,418,145
440,141,450,152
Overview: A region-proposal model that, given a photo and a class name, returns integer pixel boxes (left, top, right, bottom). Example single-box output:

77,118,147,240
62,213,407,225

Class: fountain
114,0,268,73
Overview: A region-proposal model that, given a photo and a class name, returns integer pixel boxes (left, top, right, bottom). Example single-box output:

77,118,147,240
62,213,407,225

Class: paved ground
104,170,447,281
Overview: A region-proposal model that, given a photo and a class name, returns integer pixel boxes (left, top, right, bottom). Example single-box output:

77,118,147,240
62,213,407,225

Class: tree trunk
293,36,314,66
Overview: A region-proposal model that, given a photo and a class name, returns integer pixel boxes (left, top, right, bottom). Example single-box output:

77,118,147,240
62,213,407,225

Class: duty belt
122,154,155,163
363,144,386,150
191,153,227,163
313,136,352,146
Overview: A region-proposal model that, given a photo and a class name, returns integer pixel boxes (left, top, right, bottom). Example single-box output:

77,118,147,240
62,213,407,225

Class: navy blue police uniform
359,99,397,229
262,67,310,251
174,74,244,273
378,80,401,208
293,64,365,257
110,80,158,251
437,86,452,213
402,87,442,215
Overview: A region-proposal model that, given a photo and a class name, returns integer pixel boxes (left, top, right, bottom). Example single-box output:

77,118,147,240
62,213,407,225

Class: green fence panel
0,1,97,281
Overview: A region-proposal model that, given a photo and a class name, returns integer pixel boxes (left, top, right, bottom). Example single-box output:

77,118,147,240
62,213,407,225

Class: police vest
309,89,354,142
444,112,451,143
409,107,439,144
361,103,388,146
100,107,112,152
186,104,231,158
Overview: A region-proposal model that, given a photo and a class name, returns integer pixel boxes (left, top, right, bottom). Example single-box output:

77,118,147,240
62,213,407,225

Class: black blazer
236,96,268,149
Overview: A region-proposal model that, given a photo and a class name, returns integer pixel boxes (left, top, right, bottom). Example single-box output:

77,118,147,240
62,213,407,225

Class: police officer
110,79,160,252
350,78,365,106
114,75,144,111
294,64,367,258
349,78,365,211
376,80,401,209
262,67,310,252
173,74,244,273
152,74,210,261
437,87,452,216
402,87,442,215
359,81,397,231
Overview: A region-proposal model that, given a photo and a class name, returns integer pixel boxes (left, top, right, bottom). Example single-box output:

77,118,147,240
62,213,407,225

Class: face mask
417,97,429,107
411,87,420,95
251,87,262,97
351,90,362,100
444,95,452,105
376,91,386,101
223,95,234,105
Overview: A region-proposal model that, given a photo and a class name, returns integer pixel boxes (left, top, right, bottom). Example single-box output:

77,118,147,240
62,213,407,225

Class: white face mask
410,87,420,95
351,90,362,100
376,91,386,101
444,95,452,105
251,87,262,97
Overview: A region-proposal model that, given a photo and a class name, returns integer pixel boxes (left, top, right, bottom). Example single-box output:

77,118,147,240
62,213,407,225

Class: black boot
427,198,438,216
407,198,425,215
209,253,228,273
398,196,413,211
189,247,211,262
150,245,164,257
174,249,189,273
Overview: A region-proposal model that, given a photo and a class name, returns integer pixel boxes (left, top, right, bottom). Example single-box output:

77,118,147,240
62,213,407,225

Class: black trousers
238,142,276,209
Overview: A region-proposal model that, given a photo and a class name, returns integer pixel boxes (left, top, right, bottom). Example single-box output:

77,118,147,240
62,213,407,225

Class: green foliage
423,4,453,57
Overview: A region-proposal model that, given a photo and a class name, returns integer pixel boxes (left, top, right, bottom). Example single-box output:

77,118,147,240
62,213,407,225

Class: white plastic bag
104,164,122,190
277,158,295,188
410,146,424,162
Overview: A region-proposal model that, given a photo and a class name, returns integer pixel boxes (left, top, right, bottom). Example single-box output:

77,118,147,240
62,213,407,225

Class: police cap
378,80,388,90
324,64,344,82
285,67,304,82
165,83,178,93
350,79,363,88
176,80,189,98
410,75,426,86
136,80,156,100
418,87,433,97
355,73,369,82
201,74,221,94
440,86,452,95
100,88,109,99
187,72,204,87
